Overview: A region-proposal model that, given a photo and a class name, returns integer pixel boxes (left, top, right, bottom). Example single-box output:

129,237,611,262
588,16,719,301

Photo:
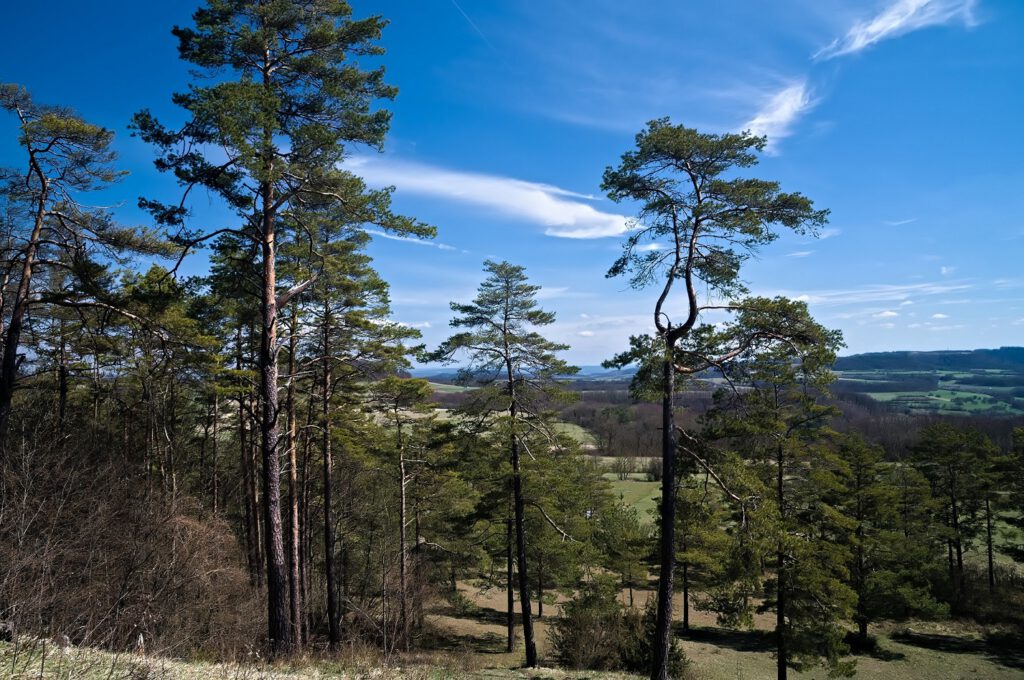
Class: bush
620,598,688,677
645,457,663,482
548,579,623,670
550,578,687,675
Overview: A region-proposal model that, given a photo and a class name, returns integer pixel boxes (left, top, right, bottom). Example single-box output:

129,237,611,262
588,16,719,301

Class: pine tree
133,1,431,651
601,120,829,680
703,306,854,678
0,85,168,452
430,260,577,667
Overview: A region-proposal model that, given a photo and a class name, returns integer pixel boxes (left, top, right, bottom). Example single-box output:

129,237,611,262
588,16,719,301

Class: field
428,382,476,394
607,476,661,524
836,368,1024,415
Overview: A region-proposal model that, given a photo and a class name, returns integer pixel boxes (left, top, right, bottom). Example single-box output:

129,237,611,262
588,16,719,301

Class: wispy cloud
352,157,630,239
818,228,843,240
873,310,900,318
785,281,972,307
885,217,918,226
742,81,815,153
448,0,499,54
815,0,977,60
366,229,459,251
932,313,950,319
787,250,814,258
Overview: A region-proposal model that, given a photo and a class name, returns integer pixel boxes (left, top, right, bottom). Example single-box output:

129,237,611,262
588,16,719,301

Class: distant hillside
835,347,1024,372
834,347,1024,416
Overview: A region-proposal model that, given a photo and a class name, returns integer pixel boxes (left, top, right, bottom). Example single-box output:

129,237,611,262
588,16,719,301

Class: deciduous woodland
0,2,1022,680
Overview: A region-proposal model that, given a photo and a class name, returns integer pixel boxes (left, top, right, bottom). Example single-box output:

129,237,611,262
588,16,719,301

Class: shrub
620,598,688,677
550,578,687,675
646,457,663,482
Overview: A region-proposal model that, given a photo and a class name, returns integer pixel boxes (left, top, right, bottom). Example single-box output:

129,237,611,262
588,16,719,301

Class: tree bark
322,310,341,650
509,384,537,667
238,326,262,587
506,513,515,653
776,441,787,680
258,172,291,652
399,443,410,650
286,306,303,644
985,496,995,592
651,352,677,680
0,173,48,453
537,555,543,619
212,393,219,515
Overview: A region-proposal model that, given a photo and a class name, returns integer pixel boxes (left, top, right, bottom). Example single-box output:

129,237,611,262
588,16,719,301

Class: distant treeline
834,346,1024,372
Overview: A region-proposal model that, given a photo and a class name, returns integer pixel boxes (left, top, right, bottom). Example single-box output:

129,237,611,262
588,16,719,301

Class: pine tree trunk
985,496,995,592
322,312,340,650
259,172,291,652
286,308,303,645
212,393,219,515
651,352,677,680
398,415,410,651
506,513,515,653
57,320,68,441
510,393,537,667
776,441,787,680
0,173,48,453
537,555,543,619
951,490,964,607
239,327,262,587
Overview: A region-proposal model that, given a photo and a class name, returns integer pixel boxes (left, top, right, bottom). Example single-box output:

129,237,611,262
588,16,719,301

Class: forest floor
425,582,1024,680
5,583,1022,679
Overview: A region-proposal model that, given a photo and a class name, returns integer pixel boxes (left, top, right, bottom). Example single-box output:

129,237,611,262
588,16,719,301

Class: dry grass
6,582,1022,680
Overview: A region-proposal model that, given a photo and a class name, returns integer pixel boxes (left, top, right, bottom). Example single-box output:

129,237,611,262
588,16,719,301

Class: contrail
448,0,499,54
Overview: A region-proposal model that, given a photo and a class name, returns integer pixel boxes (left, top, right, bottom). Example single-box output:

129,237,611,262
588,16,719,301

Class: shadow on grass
891,630,1024,670
844,633,906,661
420,626,509,655
678,626,775,653
682,626,910,663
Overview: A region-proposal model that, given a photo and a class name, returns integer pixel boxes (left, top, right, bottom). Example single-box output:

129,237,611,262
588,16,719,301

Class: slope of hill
834,347,1024,416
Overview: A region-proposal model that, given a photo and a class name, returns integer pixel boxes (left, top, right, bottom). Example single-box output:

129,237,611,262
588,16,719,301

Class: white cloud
352,157,630,239
787,250,814,258
873,310,900,318
818,228,843,240
783,281,971,307
885,217,918,226
636,243,663,252
578,330,595,337
900,300,914,306
366,229,459,251
397,321,432,329
816,0,977,60
880,322,897,329
743,81,816,153
940,266,956,276
931,313,949,319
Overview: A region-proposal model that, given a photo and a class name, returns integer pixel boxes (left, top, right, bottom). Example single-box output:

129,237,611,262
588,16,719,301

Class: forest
0,2,1022,680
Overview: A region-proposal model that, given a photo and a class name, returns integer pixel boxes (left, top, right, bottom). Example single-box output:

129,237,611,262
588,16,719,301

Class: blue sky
2,0,1023,364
